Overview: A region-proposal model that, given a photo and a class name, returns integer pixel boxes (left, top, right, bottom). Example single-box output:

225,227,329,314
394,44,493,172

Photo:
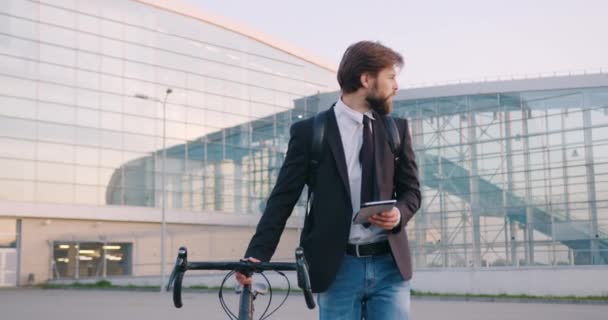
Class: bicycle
166,246,316,320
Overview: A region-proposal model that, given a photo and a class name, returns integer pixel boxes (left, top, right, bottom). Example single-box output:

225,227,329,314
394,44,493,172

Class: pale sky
182,0,607,87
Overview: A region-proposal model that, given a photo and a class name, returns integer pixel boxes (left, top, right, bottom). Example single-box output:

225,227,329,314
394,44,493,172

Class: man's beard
365,88,393,116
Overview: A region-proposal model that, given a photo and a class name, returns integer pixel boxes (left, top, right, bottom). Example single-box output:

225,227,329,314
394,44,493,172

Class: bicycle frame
238,284,253,320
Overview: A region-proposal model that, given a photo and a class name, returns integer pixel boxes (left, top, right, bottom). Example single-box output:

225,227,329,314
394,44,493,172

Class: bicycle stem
238,284,254,320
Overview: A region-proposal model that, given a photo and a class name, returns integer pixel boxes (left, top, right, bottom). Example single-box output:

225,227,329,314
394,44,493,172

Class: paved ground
1,288,607,320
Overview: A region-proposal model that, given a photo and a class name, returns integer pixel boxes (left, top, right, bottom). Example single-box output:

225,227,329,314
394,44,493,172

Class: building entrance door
0,248,17,287
0,219,18,287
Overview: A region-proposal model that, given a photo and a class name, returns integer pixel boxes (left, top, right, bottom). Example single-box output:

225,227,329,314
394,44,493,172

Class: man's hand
368,207,400,230
235,257,260,286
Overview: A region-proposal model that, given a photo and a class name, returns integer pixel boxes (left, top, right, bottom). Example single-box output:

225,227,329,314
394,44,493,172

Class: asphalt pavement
1,288,606,320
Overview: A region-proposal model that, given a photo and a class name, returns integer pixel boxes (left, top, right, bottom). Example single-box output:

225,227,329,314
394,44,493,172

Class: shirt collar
335,97,375,125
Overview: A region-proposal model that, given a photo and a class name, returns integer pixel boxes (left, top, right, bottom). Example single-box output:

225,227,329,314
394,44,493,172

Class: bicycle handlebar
188,261,297,272
166,246,316,310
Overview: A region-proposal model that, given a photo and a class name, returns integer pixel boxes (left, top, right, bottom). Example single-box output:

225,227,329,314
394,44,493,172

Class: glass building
393,78,608,269
301,76,608,269
1,0,607,288
112,72,608,273
0,0,336,286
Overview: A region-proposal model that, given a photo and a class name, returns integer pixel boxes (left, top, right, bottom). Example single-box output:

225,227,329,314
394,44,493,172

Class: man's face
365,67,399,115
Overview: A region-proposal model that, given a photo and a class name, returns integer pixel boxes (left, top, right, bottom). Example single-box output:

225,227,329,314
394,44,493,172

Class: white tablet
352,200,397,224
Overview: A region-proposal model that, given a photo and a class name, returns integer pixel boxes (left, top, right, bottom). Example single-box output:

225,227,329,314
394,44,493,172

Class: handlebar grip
169,247,188,308
173,271,184,308
295,247,316,309
303,288,316,310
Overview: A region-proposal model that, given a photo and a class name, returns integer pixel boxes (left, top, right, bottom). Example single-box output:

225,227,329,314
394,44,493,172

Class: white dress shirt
334,98,390,245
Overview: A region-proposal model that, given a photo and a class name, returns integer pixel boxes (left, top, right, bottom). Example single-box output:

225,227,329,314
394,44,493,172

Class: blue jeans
318,254,411,320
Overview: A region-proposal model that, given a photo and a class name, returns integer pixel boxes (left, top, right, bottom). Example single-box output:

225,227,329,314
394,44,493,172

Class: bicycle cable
218,270,275,320
256,271,272,320
258,270,291,320
218,270,238,320
217,269,293,320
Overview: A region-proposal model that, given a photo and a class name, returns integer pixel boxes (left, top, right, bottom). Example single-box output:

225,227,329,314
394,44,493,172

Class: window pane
75,126,100,148
101,112,122,131
38,102,76,125
75,146,99,166
100,130,122,150
0,138,36,159
0,219,16,248
74,185,101,205
75,166,98,185
0,158,35,180
76,108,100,128
105,243,132,276
39,43,76,67
53,243,77,278
0,180,35,201
0,117,36,140
0,96,36,119
37,142,74,163
39,3,75,29
0,74,36,99
38,123,76,145
37,162,74,183
38,82,76,105
36,182,74,203
39,63,75,86
78,243,102,278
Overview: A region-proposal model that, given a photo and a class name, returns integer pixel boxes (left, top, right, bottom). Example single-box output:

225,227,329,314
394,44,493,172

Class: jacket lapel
325,106,352,202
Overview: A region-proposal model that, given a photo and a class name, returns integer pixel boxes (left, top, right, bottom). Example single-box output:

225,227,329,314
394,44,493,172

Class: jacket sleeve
392,118,421,233
244,120,310,261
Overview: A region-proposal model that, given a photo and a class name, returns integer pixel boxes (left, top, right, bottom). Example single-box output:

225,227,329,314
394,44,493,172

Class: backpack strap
305,110,327,217
382,116,401,162
310,111,326,180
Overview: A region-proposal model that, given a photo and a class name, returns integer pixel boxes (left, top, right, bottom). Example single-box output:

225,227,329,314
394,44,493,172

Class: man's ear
360,73,371,89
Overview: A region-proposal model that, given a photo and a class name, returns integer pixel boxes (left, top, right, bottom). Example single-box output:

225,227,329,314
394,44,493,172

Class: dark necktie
360,115,375,227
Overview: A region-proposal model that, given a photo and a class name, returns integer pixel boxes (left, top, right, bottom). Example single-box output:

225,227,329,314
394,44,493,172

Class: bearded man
237,41,421,320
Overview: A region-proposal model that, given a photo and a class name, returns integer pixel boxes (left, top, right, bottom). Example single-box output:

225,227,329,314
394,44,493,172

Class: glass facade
390,87,608,268
125,80,608,269
0,0,336,212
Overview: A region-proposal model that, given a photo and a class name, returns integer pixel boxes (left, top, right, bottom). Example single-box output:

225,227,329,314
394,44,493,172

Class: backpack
304,109,402,219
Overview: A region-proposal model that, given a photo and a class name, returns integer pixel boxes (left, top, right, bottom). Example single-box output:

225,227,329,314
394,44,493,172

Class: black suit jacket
245,106,421,293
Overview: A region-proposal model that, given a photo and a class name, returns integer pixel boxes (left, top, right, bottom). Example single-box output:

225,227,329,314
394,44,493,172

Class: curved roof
292,73,608,109
395,73,608,101
134,0,337,73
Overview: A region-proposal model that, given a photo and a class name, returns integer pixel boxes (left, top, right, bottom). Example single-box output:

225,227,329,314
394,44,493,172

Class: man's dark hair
337,41,404,94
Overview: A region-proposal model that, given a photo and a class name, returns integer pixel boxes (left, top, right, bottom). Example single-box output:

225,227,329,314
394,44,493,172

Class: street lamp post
135,88,172,292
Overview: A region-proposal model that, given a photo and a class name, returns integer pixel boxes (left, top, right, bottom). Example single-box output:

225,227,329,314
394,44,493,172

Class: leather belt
346,240,391,257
